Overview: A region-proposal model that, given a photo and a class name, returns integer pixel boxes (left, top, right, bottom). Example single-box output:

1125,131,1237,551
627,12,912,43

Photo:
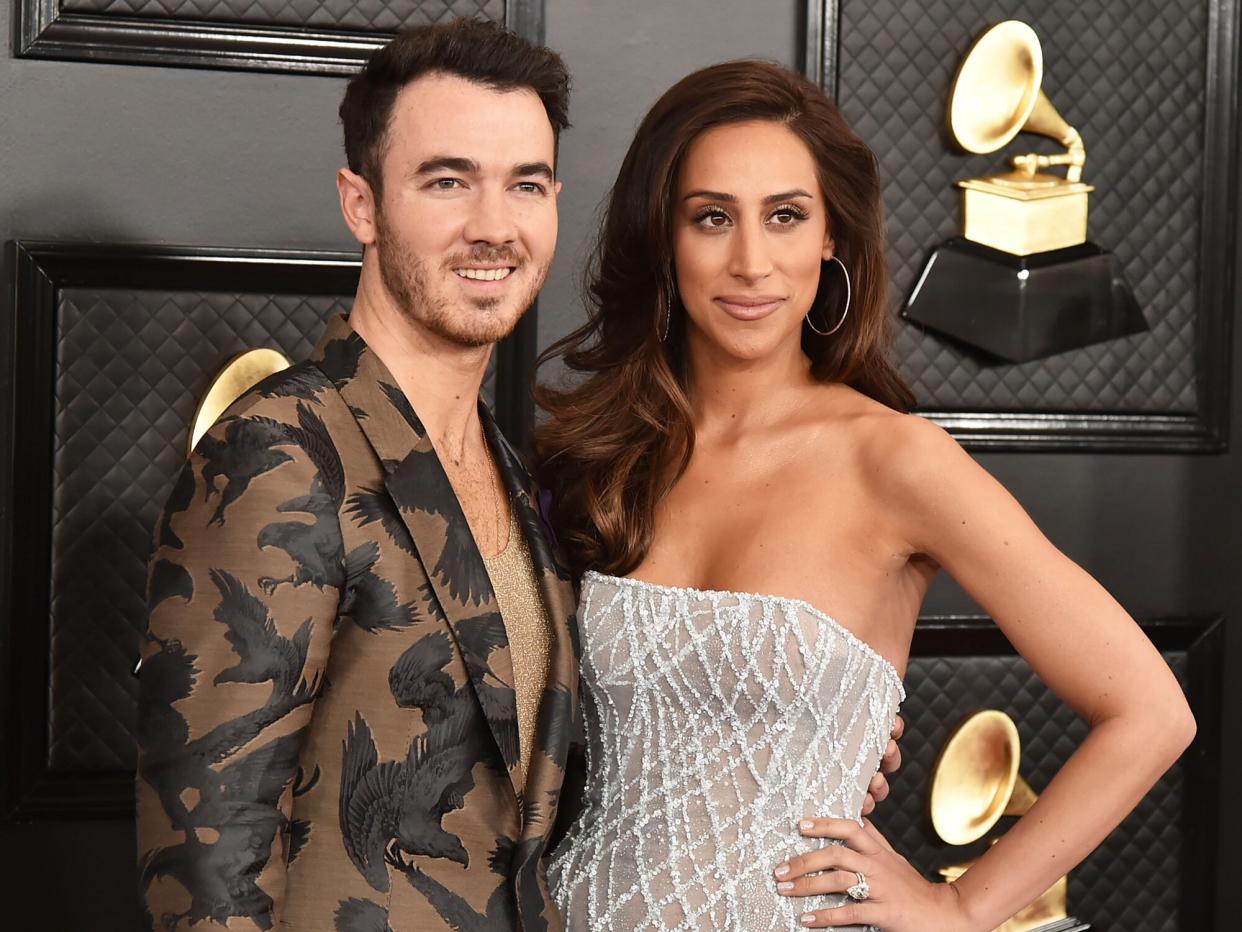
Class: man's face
373,73,560,347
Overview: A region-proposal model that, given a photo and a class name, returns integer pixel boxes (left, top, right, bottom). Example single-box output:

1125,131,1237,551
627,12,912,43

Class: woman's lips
713,295,786,321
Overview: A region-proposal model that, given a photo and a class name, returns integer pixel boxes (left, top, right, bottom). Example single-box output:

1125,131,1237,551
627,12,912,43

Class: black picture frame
0,240,536,819
903,614,1222,930
14,0,544,76
803,0,1239,452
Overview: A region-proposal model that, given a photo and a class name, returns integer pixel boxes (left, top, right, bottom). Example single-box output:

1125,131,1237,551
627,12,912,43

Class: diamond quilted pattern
836,0,1203,413
59,0,503,32
47,288,349,773
872,651,1189,931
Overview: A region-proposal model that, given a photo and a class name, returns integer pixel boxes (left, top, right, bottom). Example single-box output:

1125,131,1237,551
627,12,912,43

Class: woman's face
672,119,834,364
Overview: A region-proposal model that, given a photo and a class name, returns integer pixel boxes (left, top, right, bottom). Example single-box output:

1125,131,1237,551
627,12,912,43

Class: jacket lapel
313,315,521,792
483,410,581,927
483,409,579,800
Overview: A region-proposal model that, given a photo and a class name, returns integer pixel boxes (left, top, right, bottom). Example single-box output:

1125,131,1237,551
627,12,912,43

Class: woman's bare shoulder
813,385,970,493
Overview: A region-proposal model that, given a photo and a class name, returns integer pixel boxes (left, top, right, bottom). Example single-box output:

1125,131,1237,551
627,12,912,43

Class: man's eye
515,182,547,194
432,178,462,190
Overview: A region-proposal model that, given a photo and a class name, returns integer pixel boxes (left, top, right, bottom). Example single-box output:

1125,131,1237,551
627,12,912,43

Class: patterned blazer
136,314,580,932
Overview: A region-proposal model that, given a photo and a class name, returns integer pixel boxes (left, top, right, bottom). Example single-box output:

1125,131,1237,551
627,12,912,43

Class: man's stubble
375,208,549,349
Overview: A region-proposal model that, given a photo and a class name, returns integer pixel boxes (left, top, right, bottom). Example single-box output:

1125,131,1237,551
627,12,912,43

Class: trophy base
901,238,1147,363
1026,921,1090,932
959,178,1093,255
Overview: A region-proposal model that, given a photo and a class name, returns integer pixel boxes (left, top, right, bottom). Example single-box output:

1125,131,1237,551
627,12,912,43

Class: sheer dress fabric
548,571,905,931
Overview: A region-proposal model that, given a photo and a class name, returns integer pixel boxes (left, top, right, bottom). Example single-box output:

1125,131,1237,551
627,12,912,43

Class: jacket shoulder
208,360,345,426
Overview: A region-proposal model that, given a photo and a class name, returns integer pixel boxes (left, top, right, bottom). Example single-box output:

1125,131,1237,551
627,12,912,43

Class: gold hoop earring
805,255,851,336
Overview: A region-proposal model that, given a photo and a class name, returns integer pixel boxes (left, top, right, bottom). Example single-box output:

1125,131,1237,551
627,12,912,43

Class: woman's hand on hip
775,817,977,931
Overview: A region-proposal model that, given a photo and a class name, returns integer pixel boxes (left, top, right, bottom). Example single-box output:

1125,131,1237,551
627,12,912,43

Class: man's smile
453,266,516,281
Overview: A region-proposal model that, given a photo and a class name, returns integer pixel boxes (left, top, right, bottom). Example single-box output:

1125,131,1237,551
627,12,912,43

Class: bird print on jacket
137,314,579,932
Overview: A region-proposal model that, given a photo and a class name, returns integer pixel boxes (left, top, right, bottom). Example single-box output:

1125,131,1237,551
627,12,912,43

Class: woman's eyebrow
681,188,814,203
763,189,813,202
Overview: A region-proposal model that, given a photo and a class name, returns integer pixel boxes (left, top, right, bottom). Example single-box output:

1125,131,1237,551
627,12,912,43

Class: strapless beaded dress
547,571,905,932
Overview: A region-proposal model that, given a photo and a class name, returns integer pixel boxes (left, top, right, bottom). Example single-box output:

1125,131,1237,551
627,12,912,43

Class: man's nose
462,186,519,245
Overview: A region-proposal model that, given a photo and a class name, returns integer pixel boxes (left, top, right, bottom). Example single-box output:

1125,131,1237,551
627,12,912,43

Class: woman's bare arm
887,414,1195,928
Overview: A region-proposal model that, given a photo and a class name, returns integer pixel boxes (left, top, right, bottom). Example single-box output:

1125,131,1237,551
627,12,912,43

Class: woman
535,60,1194,931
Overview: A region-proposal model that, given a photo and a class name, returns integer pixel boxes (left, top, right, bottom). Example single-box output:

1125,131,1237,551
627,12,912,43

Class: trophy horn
947,20,1086,183
929,709,1034,846
188,348,291,455
930,710,1072,930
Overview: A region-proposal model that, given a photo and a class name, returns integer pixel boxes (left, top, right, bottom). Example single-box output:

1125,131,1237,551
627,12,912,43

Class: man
136,18,900,932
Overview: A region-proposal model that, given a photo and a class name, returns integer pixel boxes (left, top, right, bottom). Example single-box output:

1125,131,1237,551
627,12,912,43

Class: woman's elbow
1148,693,1197,765
1170,698,1197,753
1098,689,1197,768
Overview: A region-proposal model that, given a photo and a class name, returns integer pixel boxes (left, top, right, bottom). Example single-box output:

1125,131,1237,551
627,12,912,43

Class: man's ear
337,168,378,246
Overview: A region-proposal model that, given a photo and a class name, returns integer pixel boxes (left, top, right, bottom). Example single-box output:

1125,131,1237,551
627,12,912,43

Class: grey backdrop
1,0,1238,928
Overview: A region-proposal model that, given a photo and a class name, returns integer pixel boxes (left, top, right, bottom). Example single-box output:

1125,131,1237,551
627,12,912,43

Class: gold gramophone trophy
929,711,1089,932
902,21,1145,363
187,348,291,453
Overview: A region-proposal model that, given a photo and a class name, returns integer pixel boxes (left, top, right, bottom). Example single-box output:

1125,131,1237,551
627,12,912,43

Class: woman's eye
695,210,731,229
770,206,806,225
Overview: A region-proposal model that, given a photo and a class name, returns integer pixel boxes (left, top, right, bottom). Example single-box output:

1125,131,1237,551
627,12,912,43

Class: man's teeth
455,268,513,281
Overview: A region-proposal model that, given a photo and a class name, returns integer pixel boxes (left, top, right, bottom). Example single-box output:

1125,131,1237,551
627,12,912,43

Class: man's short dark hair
340,18,571,197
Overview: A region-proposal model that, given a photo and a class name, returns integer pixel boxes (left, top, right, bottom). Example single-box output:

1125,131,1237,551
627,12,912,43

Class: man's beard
375,211,548,348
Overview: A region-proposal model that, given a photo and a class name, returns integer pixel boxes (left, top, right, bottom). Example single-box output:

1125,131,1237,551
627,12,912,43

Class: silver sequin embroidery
548,572,905,932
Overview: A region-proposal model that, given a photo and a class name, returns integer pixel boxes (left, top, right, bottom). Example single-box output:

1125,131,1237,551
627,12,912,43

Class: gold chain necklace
482,431,506,555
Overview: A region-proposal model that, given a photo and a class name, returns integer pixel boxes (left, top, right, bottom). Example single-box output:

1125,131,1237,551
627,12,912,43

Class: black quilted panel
836,0,1203,413
48,289,347,773
59,0,503,32
872,651,1188,931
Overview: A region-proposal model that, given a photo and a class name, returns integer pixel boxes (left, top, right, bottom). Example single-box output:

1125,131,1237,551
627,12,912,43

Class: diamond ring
846,870,870,901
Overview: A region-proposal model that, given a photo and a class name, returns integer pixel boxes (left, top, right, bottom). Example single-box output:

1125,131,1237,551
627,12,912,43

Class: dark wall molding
15,0,544,76
805,0,1240,452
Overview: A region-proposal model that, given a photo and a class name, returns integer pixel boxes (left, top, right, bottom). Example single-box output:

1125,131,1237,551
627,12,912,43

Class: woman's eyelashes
770,203,809,225
690,203,810,231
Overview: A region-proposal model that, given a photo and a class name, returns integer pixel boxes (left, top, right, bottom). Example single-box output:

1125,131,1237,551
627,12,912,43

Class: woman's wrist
937,879,987,932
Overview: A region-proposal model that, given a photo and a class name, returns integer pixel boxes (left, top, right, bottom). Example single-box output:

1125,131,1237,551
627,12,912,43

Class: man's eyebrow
681,189,815,203
413,156,479,176
514,161,555,181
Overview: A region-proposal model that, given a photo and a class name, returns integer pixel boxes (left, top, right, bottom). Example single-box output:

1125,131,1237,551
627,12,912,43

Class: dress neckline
582,569,905,695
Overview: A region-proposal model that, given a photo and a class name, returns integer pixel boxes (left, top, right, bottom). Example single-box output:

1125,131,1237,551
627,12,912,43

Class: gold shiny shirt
482,508,554,789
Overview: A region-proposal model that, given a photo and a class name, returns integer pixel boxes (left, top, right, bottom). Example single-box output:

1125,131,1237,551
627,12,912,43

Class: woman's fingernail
777,881,794,892
775,864,790,878
799,819,814,831
801,914,816,926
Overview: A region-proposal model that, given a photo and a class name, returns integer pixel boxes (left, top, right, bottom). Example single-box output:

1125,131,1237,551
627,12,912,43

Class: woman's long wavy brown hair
534,59,915,580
